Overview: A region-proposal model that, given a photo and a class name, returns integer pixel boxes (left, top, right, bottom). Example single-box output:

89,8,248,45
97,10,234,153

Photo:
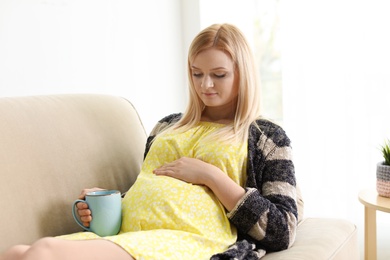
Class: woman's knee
25,237,58,259
2,245,29,260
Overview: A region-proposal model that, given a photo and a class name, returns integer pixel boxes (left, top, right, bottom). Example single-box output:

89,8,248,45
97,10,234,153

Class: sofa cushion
262,218,359,259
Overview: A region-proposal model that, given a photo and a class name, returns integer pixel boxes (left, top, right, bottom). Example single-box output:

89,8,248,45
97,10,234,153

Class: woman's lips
203,92,218,97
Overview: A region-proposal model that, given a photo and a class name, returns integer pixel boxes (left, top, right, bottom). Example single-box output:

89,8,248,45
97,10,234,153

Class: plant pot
376,161,390,198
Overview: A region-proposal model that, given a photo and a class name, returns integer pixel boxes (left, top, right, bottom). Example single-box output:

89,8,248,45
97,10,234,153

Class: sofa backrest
0,94,147,252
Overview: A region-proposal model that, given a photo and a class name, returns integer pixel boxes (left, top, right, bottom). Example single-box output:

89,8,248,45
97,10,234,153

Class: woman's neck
201,107,235,124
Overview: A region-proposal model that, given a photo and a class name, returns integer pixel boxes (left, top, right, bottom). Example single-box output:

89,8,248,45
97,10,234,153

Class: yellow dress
60,122,247,260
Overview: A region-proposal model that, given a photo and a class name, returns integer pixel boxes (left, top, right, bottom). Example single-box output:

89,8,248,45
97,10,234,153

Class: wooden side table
358,189,390,260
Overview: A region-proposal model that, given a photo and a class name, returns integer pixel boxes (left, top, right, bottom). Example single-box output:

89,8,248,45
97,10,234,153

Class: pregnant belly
120,171,231,237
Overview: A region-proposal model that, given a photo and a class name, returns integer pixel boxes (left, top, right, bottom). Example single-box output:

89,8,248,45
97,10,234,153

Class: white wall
0,0,186,133
282,0,390,216
281,1,390,258
198,0,256,48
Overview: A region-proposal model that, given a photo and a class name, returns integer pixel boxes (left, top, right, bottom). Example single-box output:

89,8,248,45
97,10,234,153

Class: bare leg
1,237,134,260
1,245,29,260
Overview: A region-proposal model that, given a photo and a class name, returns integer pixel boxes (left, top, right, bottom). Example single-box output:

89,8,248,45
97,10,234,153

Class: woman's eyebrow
191,65,228,71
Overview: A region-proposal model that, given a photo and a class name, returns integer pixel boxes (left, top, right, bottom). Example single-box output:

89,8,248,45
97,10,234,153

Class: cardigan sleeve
227,121,298,252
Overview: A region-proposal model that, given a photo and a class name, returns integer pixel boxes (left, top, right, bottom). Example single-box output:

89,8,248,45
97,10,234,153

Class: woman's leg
1,237,134,260
1,245,29,260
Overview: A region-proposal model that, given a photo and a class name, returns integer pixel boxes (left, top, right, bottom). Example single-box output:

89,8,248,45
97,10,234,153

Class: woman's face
190,48,239,111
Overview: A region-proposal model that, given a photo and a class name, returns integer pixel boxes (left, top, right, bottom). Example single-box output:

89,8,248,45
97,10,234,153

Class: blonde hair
173,23,261,143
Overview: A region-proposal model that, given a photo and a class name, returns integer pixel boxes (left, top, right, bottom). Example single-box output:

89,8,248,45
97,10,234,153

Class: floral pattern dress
60,122,247,260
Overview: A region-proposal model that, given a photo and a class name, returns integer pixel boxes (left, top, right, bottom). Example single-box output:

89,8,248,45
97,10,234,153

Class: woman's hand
154,157,245,211
153,157,218,186
76,187,105,227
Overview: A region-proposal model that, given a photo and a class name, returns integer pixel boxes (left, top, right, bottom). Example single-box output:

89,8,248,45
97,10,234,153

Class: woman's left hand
153,157,220,185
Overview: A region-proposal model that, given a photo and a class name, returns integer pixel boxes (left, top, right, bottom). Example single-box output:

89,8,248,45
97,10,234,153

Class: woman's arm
227,122,298,252
203,167,246,212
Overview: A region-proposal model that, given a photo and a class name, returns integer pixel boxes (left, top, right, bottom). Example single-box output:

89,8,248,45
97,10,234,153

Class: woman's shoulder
158,113,183,124
250,118,291,147
149,113,183,136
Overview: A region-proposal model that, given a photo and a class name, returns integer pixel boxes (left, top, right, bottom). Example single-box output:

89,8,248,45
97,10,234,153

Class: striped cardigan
144,113,298,259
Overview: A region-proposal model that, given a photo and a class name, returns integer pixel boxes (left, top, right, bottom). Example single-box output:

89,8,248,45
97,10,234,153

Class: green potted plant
377,139,390,197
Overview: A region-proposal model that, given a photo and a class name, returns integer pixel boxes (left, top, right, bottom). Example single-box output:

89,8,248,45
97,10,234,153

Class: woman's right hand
76,187,105,227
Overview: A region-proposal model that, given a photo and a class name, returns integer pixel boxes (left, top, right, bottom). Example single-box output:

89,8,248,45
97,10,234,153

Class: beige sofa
0,94,359,259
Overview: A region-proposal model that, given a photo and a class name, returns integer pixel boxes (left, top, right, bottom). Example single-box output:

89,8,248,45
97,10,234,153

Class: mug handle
72,199,92,232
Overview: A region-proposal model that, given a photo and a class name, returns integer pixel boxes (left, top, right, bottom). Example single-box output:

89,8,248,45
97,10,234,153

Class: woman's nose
201,77,214,88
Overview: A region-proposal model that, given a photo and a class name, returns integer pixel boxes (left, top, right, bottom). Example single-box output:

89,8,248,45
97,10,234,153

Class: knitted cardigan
144,113,298,259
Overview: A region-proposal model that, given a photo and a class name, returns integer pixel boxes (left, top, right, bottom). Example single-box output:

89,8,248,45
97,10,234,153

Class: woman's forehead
191,48,234,70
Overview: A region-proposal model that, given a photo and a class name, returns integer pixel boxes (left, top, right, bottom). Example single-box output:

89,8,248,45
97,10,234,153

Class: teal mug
72,190,122,237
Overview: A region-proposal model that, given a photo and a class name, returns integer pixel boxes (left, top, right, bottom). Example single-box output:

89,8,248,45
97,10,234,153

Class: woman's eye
193,73,203,77
215,74,226,78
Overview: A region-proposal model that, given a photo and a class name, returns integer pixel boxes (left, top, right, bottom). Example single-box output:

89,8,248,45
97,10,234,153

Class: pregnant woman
1,23,298,260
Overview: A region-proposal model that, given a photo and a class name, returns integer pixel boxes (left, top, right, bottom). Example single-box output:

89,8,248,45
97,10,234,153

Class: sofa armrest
0,94,147,252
